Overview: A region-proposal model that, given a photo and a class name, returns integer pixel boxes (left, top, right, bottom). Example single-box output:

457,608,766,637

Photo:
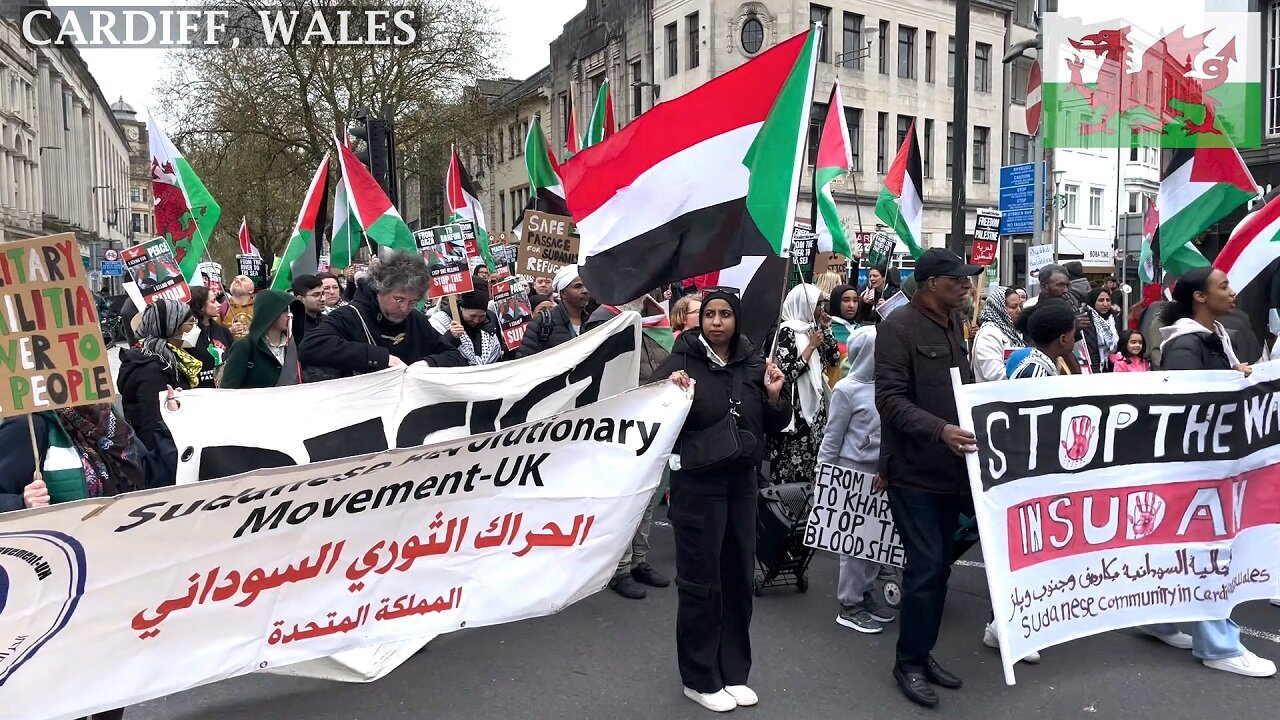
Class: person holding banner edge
874,248,983,708
1135,267,1276,678
660,288,789,713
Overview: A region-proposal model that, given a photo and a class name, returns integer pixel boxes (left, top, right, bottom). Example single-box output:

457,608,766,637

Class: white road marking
951,558,1280,644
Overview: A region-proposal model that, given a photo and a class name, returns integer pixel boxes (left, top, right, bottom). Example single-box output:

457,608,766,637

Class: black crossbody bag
677,361,758,471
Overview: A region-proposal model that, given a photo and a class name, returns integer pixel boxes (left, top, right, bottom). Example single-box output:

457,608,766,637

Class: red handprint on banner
1062,416,1094,462
1127,491,1166,540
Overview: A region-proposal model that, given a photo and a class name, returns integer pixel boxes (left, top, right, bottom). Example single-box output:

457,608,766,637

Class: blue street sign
100,260,125,277
998,162,1047,236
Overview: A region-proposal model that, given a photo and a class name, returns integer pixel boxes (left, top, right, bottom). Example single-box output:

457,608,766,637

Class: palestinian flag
526,117,570,215
238,217,260,257
1215,193,1280,345
330,132,366,270
1137,198,1160,284
566,90,582,159
445,146,494,269
1157,145,1259,276
874,119,924,259
582,78,616,148
562,30,818,304
607,302,676,352
272,153,331,291
148,111,221,284
1042,11,1262,149
814,84,853,257
335,137,416,254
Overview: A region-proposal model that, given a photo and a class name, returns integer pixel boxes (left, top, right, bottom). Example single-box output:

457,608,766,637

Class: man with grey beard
585,293,673,599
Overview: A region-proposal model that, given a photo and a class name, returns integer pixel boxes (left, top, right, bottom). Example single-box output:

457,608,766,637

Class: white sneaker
724,685,759,707
1203,650,1278,678
1271,599,1280,607
683,687,737,712
983,623,1042,664
1138,627,1194,650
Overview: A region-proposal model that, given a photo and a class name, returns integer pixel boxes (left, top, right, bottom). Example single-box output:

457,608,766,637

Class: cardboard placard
518,211,580,280
814,252,849,277
0,232,116,416
415,223,475,299
491,278,533,351
122,237,192,305
197,261,223,294
804,463,904,567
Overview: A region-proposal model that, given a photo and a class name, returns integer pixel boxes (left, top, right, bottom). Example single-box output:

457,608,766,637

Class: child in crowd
1111,329,1151,372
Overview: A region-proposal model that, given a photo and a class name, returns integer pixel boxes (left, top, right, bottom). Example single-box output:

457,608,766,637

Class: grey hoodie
818,327,881,468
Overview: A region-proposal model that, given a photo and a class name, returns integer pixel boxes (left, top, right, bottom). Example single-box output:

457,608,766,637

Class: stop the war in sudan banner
953,364,1280,685
0,232,115,416
0,381,690,720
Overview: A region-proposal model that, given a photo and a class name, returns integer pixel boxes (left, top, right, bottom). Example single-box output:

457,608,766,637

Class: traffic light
349,108,398,205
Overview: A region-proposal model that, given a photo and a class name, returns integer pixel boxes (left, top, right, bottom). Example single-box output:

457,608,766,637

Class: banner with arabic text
0,382,689,720
954,363,1280,685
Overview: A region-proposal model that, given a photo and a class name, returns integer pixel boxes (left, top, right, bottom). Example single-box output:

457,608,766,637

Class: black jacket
189,322,234,389
1161,330,1236,371
874,303,974,494
654,331,791,480
517,302,598,357
298,284,466,374
291,302,325,348
117,348,190,441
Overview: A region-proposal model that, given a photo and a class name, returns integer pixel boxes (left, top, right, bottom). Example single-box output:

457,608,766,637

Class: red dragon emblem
1066,25,1235,137
151,158,205,266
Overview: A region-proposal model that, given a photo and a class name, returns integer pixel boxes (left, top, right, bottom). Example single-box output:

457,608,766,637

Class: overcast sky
73,0,583,118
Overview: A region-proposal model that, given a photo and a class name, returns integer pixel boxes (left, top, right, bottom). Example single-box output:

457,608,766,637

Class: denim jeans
1143,619,1244,661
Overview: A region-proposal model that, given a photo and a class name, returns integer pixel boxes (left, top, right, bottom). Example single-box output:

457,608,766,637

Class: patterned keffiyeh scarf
53,404,145,497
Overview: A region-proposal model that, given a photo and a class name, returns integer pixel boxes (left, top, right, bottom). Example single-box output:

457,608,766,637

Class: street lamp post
1051,169,1066,264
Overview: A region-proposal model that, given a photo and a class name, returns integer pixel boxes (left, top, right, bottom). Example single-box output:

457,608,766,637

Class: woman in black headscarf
656,289,791,712
117,299,198,476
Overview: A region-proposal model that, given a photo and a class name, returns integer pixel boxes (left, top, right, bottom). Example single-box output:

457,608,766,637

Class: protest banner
0,232,115,417
805,462,904,566
415,223,475,300
237,254,266,285
492,278,532,351
122,237,191,304
197,261,224,294
953,364,1280,685
0,381,690,720
519,211,580,280
866,230,896,268
165,312,643,486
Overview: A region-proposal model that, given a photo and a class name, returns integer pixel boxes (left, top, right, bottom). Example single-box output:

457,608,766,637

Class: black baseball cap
914,248,984,282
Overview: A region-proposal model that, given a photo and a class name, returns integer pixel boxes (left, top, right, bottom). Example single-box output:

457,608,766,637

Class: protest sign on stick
197,261,223,294
953,365,1280,686
416,223,475,301
518,211,580,280
492,278,533,351
237,254,266,286
805,462,904,566
122,237,191,304
0,232,116,422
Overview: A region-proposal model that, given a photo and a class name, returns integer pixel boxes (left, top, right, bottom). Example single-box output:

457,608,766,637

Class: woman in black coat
187,285,234,388
657,289,790,712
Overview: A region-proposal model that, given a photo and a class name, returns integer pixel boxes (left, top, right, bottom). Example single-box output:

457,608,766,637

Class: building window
812,5,831,63
1015,0,1035,27
896,114,914,150
877,112,887,173
130,187,142,203
878,21,889,75
843,13,864,70
925,31,936,83
497,127,504,160
1089,187,1104,226
1010,132,1031,165
946,122,953,180
1268,1,1279,137
510,123,518,158
807,102,828,167
1011,56,1032,104
131,213,141,234
1064,184,1079,225
845,107,862,171
923,119,934,177
1128,192,1142,213
687,12,700,69
519,121,528,155
972,126,988,183
975,42,992,93
665,23,678,77
559,94,569,149
898,26,916,79
499,192,506,230
741,16,764,55
631,61,643,118
947,36,955,87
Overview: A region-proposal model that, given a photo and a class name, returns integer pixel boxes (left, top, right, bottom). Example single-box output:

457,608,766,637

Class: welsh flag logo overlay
1043,8,1260,148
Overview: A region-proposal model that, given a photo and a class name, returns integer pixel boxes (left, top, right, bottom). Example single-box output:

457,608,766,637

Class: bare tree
154,0,500,267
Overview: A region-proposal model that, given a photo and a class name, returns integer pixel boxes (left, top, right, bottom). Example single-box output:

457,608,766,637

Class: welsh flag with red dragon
148,111,221,283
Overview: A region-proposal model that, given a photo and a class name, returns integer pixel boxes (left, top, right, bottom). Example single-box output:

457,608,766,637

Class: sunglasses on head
703,286,741,295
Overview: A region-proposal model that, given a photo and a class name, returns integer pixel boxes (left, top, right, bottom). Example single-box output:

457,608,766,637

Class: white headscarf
553,264,581,293
780,283,826,424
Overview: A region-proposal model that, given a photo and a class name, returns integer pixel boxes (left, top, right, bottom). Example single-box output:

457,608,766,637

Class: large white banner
0,383,689,720
165,312,643,485
954,363,1280,684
